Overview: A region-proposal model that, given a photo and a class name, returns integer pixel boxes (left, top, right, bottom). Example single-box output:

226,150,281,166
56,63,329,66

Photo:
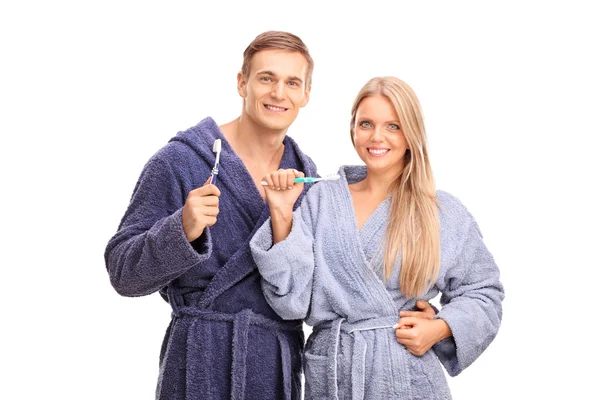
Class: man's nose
271,81,285,100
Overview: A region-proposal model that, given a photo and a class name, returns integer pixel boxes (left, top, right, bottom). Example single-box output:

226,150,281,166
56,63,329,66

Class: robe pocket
185,320,233,399
303,352,329,399
407,350,451,400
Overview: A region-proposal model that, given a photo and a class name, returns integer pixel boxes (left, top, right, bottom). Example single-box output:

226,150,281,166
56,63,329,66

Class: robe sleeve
250,198,315,320
433,216,504,376
104,155,212,297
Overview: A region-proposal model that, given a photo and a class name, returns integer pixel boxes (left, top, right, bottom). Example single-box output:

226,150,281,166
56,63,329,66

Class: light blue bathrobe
250,165,504,400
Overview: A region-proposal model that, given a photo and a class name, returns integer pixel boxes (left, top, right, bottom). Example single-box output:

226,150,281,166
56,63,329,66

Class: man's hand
399,300,436,319
182,178,221,242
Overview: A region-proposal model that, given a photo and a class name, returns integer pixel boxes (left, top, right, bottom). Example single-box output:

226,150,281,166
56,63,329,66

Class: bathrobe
105,117,318,399
250,165,504,400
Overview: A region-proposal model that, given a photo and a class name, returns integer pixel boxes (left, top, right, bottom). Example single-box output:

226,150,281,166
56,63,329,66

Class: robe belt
174,306,302,400
316,316,398,400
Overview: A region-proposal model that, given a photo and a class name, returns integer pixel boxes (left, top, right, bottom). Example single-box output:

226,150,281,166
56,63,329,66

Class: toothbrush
210,139,222,185
260,175,340,186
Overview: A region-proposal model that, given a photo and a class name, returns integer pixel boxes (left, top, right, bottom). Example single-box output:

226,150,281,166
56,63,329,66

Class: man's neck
220,115,287,162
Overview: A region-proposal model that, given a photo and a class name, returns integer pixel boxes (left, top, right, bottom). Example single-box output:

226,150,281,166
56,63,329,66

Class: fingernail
271,187,275,190
392,323,398,329
276,188,281,191
288,186,293,190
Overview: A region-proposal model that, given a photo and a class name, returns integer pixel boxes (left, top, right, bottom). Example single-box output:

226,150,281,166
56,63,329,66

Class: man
105,31,317,399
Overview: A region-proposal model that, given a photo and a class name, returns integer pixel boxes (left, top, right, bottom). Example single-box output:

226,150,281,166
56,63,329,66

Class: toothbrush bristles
212,139,222,153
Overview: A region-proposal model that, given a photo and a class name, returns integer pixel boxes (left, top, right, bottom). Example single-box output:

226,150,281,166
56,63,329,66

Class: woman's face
352,95,409,179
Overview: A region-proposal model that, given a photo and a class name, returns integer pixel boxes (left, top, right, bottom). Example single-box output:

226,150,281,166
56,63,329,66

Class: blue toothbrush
210,139,222,185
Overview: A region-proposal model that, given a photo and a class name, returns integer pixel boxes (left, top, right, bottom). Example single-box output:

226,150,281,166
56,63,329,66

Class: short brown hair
242,31,314,88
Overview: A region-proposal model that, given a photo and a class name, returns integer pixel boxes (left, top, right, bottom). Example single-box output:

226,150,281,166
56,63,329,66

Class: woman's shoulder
435,190,477,231
436,190,467,212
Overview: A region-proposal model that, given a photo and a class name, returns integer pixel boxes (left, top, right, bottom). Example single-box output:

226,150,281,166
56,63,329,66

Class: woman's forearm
271,206,294,244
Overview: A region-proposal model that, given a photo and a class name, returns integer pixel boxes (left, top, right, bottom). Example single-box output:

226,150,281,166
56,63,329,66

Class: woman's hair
350,76,440,298
242,31,314,88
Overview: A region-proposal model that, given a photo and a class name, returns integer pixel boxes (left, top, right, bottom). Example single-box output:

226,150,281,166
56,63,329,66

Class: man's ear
300,85,311,108
237,72,247,98
301,86,312,107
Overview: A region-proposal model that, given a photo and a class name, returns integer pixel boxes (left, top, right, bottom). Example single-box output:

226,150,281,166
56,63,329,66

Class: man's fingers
396,317,418,328
202,205,220,216
194,183,221,197
204,215,218,227
399,311,424,318
202,195,219,207
416,300,428,310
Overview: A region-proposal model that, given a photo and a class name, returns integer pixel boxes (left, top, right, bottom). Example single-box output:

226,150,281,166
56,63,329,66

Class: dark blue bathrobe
105,117,317,399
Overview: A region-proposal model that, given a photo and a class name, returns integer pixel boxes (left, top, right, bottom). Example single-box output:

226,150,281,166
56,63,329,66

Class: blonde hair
350,77,440,298
242,31,314,88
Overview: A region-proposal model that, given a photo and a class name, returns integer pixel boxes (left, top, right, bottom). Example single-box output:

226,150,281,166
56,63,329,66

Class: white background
1,1,599,399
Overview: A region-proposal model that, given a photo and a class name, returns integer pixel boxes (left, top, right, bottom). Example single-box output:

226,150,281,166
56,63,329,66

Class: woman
250,76,504,399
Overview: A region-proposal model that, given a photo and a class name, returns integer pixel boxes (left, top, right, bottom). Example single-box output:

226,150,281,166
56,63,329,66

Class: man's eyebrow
256,70,304,84
256,70,276,76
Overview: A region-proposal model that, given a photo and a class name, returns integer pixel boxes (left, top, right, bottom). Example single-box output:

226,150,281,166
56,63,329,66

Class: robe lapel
334,167,398,315
211,131,267,224
197,135,317,309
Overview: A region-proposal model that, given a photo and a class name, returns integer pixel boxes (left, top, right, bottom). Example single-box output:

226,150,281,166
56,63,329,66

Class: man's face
238,49,311,132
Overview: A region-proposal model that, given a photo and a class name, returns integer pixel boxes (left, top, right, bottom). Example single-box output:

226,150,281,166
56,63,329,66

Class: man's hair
242,31,314,88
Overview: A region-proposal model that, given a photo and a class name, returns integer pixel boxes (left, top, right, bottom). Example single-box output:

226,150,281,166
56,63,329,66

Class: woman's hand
262,169,305,212
394,300,451,356
261,169,305,244
394,318,451,356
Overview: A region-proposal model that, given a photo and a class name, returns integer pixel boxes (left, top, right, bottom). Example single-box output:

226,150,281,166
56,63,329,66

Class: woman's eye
359,121,371,128
389,124,400,130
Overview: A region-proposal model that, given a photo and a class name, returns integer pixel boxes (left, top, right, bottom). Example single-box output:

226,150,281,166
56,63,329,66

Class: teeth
265,105,286,111
369,149,388,155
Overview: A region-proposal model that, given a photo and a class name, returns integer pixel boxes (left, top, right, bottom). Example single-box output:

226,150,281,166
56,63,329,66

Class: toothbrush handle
294,177,318,183
210,163,219,185
260,177,318,186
